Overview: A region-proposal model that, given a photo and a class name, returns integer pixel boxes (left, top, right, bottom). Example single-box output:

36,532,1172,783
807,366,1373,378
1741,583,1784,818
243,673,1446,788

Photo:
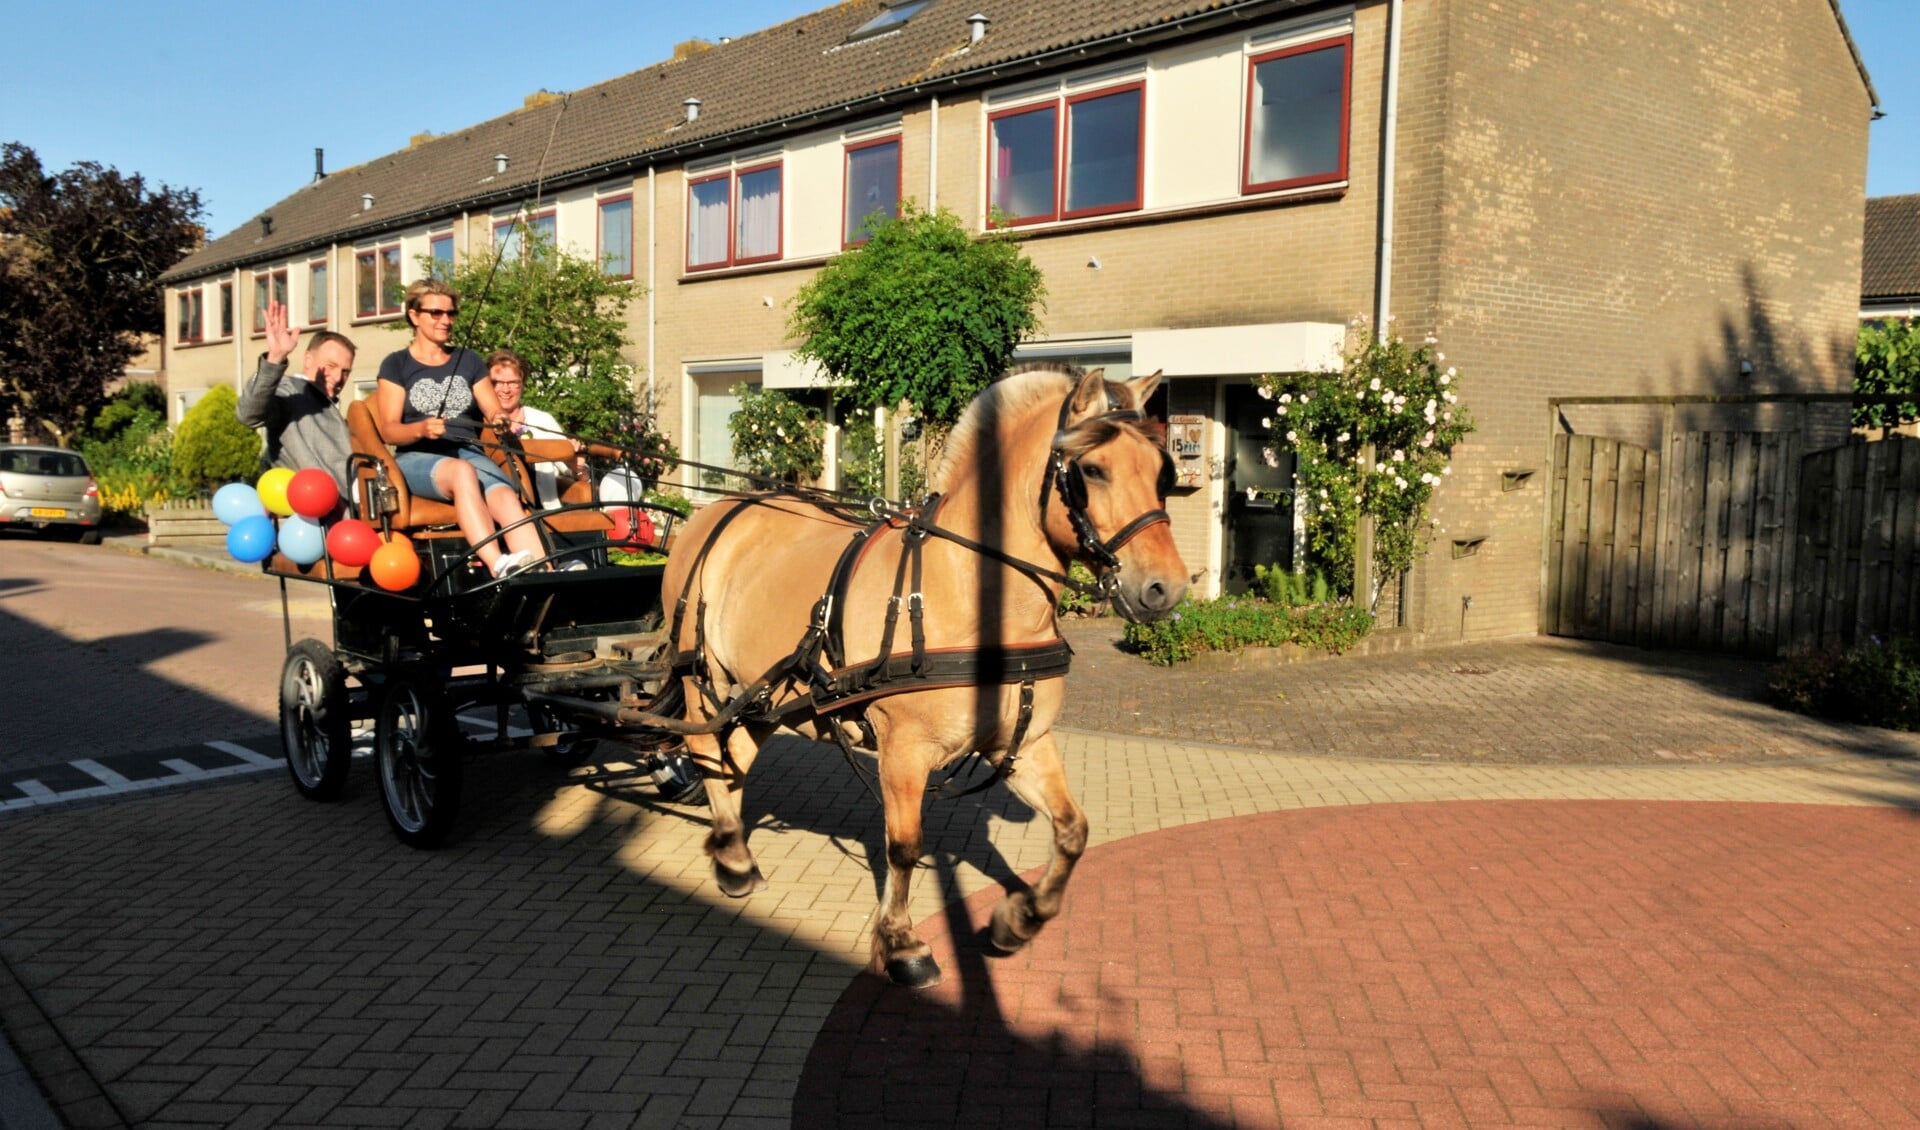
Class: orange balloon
369,536,421,591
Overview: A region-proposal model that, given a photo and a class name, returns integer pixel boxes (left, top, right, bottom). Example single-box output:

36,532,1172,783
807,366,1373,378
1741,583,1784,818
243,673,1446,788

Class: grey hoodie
235,354,354,495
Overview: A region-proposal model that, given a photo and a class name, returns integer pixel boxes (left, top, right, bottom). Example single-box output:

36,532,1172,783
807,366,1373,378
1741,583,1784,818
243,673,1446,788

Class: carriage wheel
375,676,464,848
280,640,352,801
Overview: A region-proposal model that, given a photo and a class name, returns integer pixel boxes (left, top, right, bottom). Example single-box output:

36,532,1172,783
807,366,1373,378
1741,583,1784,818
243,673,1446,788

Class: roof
1863,194,1920,302
162,0,1310,284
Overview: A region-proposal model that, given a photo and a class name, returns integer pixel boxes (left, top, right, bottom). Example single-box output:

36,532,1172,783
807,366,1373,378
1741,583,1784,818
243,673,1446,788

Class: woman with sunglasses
374,278,544,578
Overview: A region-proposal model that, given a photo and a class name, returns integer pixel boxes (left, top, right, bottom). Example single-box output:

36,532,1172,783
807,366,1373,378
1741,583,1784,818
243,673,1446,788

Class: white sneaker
492,550,536,578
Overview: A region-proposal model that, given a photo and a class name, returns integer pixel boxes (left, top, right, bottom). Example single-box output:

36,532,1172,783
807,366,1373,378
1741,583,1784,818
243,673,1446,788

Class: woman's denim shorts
396,447,515,502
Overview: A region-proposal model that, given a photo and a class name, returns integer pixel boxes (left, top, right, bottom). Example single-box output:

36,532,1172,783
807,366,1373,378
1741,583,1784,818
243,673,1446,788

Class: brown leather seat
487,431,613,535
345,399,459,531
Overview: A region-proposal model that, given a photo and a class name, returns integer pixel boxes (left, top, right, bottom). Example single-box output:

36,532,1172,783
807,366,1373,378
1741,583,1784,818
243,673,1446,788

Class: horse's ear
1065,367,1112,424
1127,369,1164,410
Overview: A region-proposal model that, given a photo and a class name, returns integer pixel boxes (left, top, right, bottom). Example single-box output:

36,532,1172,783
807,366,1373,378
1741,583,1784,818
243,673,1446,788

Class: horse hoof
714,863,766,899
885,953,943,989
988,897,1038,954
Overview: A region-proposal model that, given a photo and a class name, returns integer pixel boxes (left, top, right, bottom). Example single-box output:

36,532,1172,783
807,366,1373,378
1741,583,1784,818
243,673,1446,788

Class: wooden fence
1545,429,1920,655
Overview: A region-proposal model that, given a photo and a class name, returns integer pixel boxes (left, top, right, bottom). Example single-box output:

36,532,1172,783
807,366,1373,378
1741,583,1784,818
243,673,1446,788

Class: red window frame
250,269,288,336
1241,36,1353,196
842,136,902,247
986,102,1059,227
730,161,784,268
686,170,734,271
353,244,402,319
176,287,203,344
377,245,403,315
307,259,328,326
493,209,556,259
1061,80,1146,221
597,194,634,278
218,280,235,339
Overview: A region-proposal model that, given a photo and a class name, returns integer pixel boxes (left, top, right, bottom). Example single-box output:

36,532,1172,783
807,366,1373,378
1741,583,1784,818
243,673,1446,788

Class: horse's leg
869,738,941,988
988,731,1088,955
685,691,768,898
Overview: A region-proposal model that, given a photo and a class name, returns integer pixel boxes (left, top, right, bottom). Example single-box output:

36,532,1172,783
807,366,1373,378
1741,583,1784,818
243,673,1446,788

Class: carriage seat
344,399,461,532
488,434,614,536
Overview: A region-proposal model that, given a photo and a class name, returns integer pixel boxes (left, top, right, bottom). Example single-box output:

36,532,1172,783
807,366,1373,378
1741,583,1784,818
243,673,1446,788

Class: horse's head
1047,368,1189,622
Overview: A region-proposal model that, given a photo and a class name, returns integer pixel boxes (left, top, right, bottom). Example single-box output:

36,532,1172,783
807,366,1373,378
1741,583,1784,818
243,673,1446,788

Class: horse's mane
930,365,1159,492
929,367,1077,492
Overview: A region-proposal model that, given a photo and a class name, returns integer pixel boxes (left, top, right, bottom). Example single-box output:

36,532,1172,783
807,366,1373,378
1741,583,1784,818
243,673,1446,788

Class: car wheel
78,528,102,546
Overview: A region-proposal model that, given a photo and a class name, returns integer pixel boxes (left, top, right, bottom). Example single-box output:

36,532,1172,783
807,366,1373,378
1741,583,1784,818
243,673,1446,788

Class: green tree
1854,318,1920,429
0,142,204,446
431,223,643,439
787,202,1045,424
169,385,260,495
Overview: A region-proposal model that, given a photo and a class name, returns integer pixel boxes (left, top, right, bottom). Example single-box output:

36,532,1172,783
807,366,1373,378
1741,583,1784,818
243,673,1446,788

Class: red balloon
287,468,340,520
369,536,421,592
325,518,381,568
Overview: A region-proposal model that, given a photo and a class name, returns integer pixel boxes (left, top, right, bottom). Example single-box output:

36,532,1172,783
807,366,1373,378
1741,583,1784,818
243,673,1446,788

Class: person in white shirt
486,348,584,510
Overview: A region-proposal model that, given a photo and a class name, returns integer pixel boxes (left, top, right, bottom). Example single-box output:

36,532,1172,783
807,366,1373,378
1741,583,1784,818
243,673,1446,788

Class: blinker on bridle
1042,389,1174,586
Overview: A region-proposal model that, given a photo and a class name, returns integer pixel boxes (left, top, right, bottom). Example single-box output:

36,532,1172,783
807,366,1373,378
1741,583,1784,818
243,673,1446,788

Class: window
849,0,927,41
219,281,234,338
176,288,203,344
307,260,327,325
988,80,1144,226
355,244,402,318
844,138,900,245
598,196,633,277
251,269,288,335
429,233,454,278
494,210,555,259
686,160,783,271
1243,36,1351,194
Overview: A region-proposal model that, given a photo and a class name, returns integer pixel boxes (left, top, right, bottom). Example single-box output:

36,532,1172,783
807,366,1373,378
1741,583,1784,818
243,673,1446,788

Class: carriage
268,366,1187,987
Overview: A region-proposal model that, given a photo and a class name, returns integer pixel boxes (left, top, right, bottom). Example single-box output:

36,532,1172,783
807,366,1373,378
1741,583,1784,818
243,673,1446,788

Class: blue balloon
227,514,277,563
277,514,326,565
212,482,266,526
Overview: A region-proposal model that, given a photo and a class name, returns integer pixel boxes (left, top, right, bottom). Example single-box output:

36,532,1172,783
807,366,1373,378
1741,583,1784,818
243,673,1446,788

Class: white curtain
690,178,731,265
736,166,781,260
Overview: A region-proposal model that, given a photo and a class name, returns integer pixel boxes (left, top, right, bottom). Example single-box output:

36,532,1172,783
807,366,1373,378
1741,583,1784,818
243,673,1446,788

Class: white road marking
205,741,282,769
71,759,131,787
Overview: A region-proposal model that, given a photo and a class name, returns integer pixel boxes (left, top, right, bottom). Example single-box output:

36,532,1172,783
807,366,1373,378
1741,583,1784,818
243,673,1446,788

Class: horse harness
653,390,1174,799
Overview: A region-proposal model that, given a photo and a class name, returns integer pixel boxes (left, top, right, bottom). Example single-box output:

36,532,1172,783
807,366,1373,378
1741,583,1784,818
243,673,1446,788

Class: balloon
257,468,296,517
212,482,266,526
277,514,326,565
227,514,277,563
369,536,421,591
287,468,340,520
325,518,381,568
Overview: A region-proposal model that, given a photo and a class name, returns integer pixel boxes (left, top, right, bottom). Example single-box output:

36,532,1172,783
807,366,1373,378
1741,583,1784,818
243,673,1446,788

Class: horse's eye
1080,463,1107,483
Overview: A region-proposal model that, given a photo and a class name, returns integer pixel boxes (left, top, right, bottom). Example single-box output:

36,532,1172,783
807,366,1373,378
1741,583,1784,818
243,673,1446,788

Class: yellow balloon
257,467,296,517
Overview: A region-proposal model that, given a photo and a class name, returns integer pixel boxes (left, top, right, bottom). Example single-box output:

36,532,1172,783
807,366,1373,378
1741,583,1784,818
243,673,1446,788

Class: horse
658,365,1188,987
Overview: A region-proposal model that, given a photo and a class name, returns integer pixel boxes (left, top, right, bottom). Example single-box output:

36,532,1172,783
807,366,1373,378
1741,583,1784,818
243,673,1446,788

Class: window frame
597,194,634,278
985,101,1060,227
218,280,235,339
1060,79,1147,221
842,135,902,247
493,209,556,260
1240,34,1353,196
250,268,289,337
684,159,785,272
306,259,328,326
176,287,204,345
428,232,454,279
354,243,403,320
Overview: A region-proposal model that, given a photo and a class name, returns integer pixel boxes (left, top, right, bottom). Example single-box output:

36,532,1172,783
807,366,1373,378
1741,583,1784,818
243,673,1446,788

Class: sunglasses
414,306,458,319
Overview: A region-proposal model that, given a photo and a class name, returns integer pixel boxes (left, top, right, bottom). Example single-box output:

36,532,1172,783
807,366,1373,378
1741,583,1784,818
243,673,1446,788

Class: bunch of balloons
211,469,419,592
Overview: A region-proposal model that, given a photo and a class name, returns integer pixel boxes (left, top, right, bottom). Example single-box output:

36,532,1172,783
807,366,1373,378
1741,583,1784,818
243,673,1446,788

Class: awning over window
1132,322,1343,377
761,349,837,390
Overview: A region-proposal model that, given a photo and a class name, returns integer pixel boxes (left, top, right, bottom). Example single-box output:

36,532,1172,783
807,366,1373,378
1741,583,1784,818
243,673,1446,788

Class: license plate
30,507,67,518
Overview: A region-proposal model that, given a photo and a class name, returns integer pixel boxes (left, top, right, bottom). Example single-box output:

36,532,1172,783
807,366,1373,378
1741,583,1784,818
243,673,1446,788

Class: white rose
1279,392,1293,404
1394,476,1407,489
1286,430,1298,443
1369,378,1381,391
1262,417,1272,429
1278,404,1288,416
1336,431,1350,443
1392,450,1405,462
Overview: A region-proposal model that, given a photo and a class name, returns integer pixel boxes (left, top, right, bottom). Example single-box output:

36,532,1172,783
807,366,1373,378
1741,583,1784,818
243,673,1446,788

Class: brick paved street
0,542,1915,1128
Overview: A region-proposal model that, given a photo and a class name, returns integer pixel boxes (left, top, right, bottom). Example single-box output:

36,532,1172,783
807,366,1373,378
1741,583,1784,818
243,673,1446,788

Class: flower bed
1121,594,1373,666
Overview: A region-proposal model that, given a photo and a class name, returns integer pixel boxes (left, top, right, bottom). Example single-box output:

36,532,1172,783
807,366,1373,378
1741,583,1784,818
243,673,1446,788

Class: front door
1221,385,1294,594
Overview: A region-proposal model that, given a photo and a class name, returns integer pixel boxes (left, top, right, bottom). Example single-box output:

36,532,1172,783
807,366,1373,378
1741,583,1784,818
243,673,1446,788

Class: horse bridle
1039,389,1175,593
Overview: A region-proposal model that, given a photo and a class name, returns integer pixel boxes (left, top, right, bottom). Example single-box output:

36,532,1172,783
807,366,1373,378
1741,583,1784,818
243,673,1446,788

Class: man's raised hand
264,300,300,365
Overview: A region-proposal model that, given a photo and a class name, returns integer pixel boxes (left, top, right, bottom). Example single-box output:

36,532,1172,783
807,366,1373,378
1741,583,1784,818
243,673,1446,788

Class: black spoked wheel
375,676,464,848
280,640,352,801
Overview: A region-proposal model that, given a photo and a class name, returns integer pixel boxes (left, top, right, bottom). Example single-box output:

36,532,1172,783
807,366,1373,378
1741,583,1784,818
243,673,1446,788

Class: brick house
156,0,1875,641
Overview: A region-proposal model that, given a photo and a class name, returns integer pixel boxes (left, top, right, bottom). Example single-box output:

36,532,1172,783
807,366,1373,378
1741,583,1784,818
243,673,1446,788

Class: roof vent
683,97,702,122
313,147,326,182
260,216,273,237
494,152,509,175
361,193,374,212
967,12,989,43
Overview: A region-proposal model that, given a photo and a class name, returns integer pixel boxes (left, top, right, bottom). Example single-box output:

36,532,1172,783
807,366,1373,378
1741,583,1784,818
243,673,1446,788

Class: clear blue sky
4,0,1916,239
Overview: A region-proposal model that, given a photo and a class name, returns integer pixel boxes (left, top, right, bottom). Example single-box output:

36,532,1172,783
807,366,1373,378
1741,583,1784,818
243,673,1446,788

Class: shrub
78,382,178,518
1121,594,1373,666
168,385,260,496
1252,564,1333,607
1056,562,1105,618
1771,636,1920,731
729,384,825,483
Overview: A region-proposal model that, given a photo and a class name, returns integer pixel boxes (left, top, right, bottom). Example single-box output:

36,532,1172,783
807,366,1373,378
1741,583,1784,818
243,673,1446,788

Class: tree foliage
1854,318,1920,429
169,385,260,495
0,142,204,446
787,202,1045,424
434,224,644,439
728,384,826,483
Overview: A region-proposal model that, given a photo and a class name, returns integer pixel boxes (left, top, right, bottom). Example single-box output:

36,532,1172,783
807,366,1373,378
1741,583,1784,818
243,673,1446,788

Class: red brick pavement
796,801,1920,1128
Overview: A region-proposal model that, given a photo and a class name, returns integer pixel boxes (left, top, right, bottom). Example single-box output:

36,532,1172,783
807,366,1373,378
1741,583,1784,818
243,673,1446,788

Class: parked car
0,444,103,543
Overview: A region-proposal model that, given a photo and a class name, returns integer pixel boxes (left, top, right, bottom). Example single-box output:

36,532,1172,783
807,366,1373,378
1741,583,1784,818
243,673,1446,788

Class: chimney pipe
494,152,509,175
261,216,273,238
313,147,326,182
967,12,989,43
683,96,702,122
361,193,374,212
